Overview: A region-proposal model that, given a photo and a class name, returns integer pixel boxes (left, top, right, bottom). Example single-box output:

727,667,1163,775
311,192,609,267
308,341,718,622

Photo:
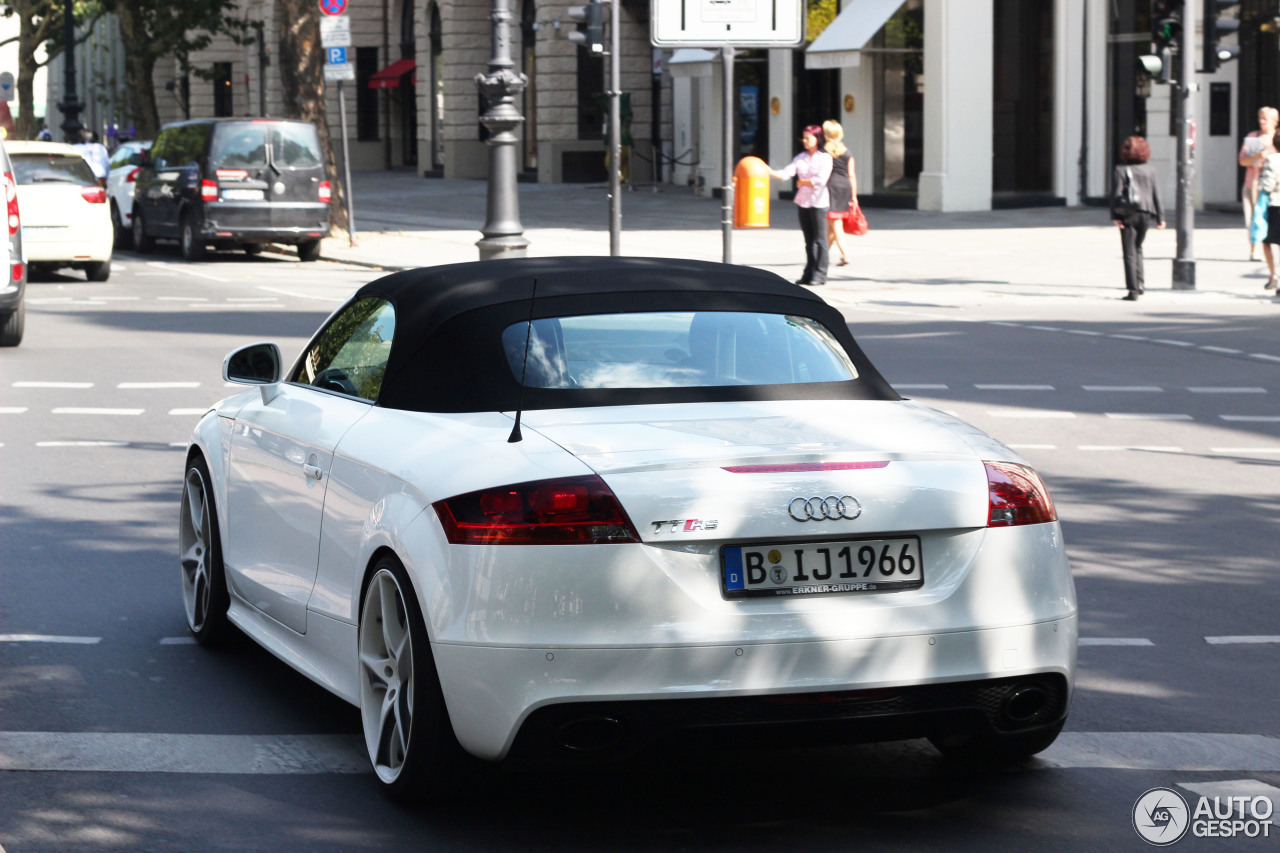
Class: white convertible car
180,257,1076,800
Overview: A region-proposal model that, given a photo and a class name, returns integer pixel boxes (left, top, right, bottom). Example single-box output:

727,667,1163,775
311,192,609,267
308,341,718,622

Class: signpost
0,72,14,103
321,7,357,246
650,0,803,264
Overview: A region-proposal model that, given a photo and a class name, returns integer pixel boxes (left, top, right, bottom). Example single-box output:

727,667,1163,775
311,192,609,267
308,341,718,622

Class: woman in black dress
822,120,856,267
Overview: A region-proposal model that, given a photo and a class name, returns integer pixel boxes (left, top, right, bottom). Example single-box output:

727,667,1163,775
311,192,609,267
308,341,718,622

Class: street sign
0,72,13,102
326,46,348,66
318,0,347,16
651,0,804,47
324,62,356,82
320,15,351,48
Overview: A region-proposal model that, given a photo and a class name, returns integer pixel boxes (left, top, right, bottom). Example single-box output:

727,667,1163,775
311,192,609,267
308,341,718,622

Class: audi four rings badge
788,495,862,521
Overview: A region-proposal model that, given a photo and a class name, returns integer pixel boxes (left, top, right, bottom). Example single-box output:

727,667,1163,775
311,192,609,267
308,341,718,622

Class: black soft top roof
332,257,898,413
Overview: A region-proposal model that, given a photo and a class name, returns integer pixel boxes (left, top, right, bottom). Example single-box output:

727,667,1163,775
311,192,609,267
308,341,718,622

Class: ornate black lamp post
475,0,530,260
57,0,84,141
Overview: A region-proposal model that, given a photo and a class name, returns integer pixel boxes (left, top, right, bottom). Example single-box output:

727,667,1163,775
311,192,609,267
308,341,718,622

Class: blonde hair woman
821,119,857,267
1240,106,1279,260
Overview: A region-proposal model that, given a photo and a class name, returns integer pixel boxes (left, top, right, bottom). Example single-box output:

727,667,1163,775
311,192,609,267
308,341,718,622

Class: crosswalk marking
1041,733,1280,771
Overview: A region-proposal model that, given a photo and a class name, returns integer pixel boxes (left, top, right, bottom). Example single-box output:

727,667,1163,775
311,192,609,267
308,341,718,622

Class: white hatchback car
106,140,150,248
7,141,112,282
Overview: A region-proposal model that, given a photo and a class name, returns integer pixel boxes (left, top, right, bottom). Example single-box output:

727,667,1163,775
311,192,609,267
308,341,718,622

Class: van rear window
210,125,268,168
12,154,97,186
272,124,322,168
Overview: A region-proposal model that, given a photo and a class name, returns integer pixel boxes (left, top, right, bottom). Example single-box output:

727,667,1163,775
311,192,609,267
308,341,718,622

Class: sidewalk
319,169,1280,308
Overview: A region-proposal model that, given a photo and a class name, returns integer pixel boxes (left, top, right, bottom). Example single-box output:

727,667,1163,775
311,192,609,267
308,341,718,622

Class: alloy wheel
359,569,416,784
179,467,213,632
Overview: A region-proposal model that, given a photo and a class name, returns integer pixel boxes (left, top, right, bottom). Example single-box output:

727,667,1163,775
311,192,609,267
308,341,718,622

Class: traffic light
1203,0,1240,72
1151,0,1181,48
567,0,604,55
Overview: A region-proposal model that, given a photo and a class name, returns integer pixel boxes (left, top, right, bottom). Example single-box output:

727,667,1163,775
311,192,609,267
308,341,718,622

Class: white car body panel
106,141,150,228
14,181,112,263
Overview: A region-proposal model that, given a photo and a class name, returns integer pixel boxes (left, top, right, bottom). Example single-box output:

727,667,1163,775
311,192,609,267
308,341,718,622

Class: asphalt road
1,246,1278,852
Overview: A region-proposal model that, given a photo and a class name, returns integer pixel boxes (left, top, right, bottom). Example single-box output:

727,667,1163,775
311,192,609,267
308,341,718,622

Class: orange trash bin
733,156,771,228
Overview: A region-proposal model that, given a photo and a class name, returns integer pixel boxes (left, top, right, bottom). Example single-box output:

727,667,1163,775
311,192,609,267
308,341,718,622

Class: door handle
302,463,324,481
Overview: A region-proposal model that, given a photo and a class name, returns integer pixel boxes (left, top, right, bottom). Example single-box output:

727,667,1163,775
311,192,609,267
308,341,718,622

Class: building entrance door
992,0,1055,204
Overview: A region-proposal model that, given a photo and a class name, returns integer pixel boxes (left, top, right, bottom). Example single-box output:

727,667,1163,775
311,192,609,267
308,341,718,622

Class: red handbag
845,203,869,236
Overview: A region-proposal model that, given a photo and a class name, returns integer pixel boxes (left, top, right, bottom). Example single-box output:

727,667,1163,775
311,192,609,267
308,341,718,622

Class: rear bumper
0,275,24,311
202,202,328,243
432,615,1078,760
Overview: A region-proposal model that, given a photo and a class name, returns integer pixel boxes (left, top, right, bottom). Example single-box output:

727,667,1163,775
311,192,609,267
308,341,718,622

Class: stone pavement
319,168,1280,310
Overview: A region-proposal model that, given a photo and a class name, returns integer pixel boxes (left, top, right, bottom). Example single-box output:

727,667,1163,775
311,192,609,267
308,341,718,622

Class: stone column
918,0,993,212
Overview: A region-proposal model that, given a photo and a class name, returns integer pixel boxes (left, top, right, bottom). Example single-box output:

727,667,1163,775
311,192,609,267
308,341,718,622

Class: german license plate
722,537,923,598
222,189,264,201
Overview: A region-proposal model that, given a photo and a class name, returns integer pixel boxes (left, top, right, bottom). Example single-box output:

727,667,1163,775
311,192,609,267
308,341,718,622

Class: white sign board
651,0,804,47
0,72,13,103
320,15,351,48
324,62,356,82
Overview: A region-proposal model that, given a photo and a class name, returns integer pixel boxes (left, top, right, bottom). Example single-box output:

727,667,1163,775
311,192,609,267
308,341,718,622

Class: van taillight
201,180,218,201
80,186,106,204
318,181,331,203
12,263,23,282
986,462,1057,527
433,475,640,545
4,172,19,234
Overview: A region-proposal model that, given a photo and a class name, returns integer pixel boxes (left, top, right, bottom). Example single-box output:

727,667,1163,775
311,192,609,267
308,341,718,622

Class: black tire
929,720,1065,763
85,260,111,282
110,202,133,250
297,239,322,262
243,243,263,256
0,301,24,347
179,454,232,646
180,215,205,262
132,208,155,254
358,554,469,802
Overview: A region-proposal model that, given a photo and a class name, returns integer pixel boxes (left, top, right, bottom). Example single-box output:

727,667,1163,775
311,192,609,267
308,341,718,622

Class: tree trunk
275,0,350,235
116,3,160,139
16,9,41,140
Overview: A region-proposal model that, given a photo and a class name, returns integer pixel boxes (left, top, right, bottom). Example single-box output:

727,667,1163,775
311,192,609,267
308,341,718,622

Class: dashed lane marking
156,296,209,302
1041,733,1280,771
975,384,1055,390
256,286,344,302
895,383,949,390
1189,386,1267,393
1152,339,1195,347
169,408,210,416
0,407,30,414
1078,638,1155,646
1253,353,1280,363
1066,329,1103,337
988,410,1076,418
35,441,129,448
159,637,197,645
1201,346,1245,354
0,732,369,774
12,382,94,389
1008,444,1057,450
1205,636,1280,645
1083,385,1162,392
0,634,101,644
1104,413,1194,420
145,261,229,283
1211,447,1280,454
117,382,201,389
1109,334,1149,341
1078,446,1183,453
1221,415,1280,422
50,408,143,415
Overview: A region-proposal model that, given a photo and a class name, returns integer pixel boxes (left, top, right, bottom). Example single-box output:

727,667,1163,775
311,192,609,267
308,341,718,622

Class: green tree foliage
805,0,837,44
0,0,102,139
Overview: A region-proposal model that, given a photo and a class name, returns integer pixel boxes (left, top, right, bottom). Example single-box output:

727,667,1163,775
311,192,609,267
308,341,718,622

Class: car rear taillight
201,180,219,201
125,167,140,183
5,171,20,234
318,180,331,203
434,474,640,545
985,462,1057,527
80,186,106,204
12,263,23,282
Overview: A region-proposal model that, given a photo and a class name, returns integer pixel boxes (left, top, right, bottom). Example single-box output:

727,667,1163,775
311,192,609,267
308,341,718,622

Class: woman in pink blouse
768,125,834,285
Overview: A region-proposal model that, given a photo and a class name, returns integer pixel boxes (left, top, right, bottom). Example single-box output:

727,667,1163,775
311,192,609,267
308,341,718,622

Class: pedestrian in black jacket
1111,136,1166,301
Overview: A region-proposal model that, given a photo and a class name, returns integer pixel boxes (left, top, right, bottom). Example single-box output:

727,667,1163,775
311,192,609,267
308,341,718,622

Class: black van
132,118,330,262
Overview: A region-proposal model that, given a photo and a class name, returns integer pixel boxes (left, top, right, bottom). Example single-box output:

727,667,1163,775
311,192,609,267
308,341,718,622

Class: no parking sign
318,0,346,15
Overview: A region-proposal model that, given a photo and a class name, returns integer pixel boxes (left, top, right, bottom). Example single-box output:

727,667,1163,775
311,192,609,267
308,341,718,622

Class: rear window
210,125,268,168
501,311,859,389
12,154,97,186
272,124,322,168
209,122,322,170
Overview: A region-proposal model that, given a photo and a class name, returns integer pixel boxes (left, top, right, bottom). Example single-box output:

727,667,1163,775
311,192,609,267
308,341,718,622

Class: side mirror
223,342,282,385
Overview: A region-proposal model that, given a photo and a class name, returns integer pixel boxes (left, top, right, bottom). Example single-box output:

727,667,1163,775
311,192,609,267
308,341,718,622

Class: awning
805,0,904,69
368,58,416,89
